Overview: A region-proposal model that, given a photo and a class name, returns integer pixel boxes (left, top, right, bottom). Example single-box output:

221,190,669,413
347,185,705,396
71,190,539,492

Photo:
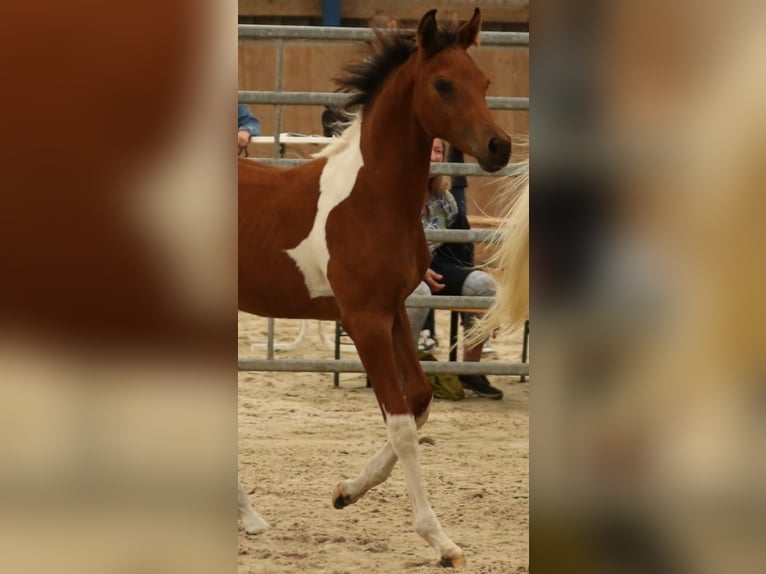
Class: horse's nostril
488,136,511,159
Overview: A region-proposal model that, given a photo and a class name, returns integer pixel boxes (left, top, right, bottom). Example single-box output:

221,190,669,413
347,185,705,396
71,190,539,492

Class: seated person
406,138,503,400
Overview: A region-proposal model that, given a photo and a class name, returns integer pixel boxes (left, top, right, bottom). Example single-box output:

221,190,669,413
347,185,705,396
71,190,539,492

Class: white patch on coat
286,118,364,298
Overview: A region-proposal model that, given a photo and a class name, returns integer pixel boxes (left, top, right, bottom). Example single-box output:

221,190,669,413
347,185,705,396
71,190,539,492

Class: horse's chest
285,125,364,299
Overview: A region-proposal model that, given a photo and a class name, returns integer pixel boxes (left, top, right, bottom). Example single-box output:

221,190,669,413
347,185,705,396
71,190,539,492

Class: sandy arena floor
238,312,528,573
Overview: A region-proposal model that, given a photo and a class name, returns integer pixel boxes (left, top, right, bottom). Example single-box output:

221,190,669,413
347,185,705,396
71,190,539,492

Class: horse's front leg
392,304,434,424
341,310,465,568
238,480,269,534
333,305,433,508
333,440,397,508
332,416,433,508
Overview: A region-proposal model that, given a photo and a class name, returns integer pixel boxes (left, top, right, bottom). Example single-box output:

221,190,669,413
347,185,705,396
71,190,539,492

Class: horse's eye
434,79,454,95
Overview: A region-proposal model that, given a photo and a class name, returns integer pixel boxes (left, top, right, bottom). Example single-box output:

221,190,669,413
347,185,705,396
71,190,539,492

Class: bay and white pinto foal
238,9,511,567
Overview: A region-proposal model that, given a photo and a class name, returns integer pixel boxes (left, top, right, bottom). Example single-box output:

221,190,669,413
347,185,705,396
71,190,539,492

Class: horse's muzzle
479,136,511,173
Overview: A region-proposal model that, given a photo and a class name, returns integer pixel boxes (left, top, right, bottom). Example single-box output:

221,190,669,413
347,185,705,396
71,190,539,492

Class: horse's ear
416,9,438,50
457,8,482,49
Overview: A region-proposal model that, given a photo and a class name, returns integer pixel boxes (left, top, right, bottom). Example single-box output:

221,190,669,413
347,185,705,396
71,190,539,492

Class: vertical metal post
322,0,341,26
265,38,285,361
520,320,529,382
272,38,284,160
449,311,459,362
267,318,275,360
333,321,341,387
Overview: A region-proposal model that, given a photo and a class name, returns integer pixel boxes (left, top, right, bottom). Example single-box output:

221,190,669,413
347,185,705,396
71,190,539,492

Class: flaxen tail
466,159,529,346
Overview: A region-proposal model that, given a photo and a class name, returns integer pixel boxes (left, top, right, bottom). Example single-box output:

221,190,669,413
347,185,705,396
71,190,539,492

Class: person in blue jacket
238,104,261,151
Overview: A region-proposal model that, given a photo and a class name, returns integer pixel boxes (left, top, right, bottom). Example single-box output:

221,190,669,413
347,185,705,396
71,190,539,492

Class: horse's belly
238,250,339,320
239,294,339,321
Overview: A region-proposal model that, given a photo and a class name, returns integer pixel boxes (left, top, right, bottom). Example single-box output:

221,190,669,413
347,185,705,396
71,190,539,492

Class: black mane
335,24,461,111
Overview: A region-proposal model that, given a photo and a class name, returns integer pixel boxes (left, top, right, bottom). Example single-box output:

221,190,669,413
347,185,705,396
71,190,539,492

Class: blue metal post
322,0,341,26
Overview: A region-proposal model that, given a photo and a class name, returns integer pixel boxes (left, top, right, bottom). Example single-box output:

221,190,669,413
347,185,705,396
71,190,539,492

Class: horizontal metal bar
250,134,334,145
471,31,530,47
244,157,527,177
429,161,529,177
424,229,494,243
405,295,493,309
487,96,529,111
238,358,528,376
240,91,345,106
238,25,529,47
239,90,528,110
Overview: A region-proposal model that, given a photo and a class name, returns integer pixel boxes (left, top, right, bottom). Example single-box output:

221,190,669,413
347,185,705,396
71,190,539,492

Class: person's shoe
417,329,437,352
459,374,503,399
481,342,497,355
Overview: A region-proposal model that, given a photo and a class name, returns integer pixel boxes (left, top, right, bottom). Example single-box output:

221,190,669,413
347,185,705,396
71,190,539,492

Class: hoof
332,484,353,509
242,517,269,535
439,553,467,569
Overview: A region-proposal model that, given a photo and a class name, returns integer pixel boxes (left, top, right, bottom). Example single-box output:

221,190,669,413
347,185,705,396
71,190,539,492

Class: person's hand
238,129,251,148
424,268,445,292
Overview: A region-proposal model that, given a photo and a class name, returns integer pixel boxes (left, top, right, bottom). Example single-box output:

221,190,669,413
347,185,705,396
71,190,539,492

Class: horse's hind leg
341,312,465,568
238,480,269,534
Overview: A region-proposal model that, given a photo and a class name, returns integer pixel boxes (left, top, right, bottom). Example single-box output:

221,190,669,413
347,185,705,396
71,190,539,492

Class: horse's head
412,9,511,173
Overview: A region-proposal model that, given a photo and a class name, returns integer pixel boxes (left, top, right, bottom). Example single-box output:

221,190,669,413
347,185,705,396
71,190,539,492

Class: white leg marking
238,481,269,535
387,414,463,564
336,442,397,504
286,119,364,298
337,403,432,503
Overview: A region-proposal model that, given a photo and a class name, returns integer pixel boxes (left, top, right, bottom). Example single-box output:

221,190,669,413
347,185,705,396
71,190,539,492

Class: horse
238,8,511,568
464,158,530,347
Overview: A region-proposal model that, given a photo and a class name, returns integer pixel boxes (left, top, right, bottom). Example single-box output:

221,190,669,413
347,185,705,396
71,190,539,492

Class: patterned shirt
421,191,458,254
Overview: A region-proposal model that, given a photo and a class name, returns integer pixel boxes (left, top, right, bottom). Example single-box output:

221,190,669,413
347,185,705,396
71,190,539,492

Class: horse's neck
360,63,431,215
